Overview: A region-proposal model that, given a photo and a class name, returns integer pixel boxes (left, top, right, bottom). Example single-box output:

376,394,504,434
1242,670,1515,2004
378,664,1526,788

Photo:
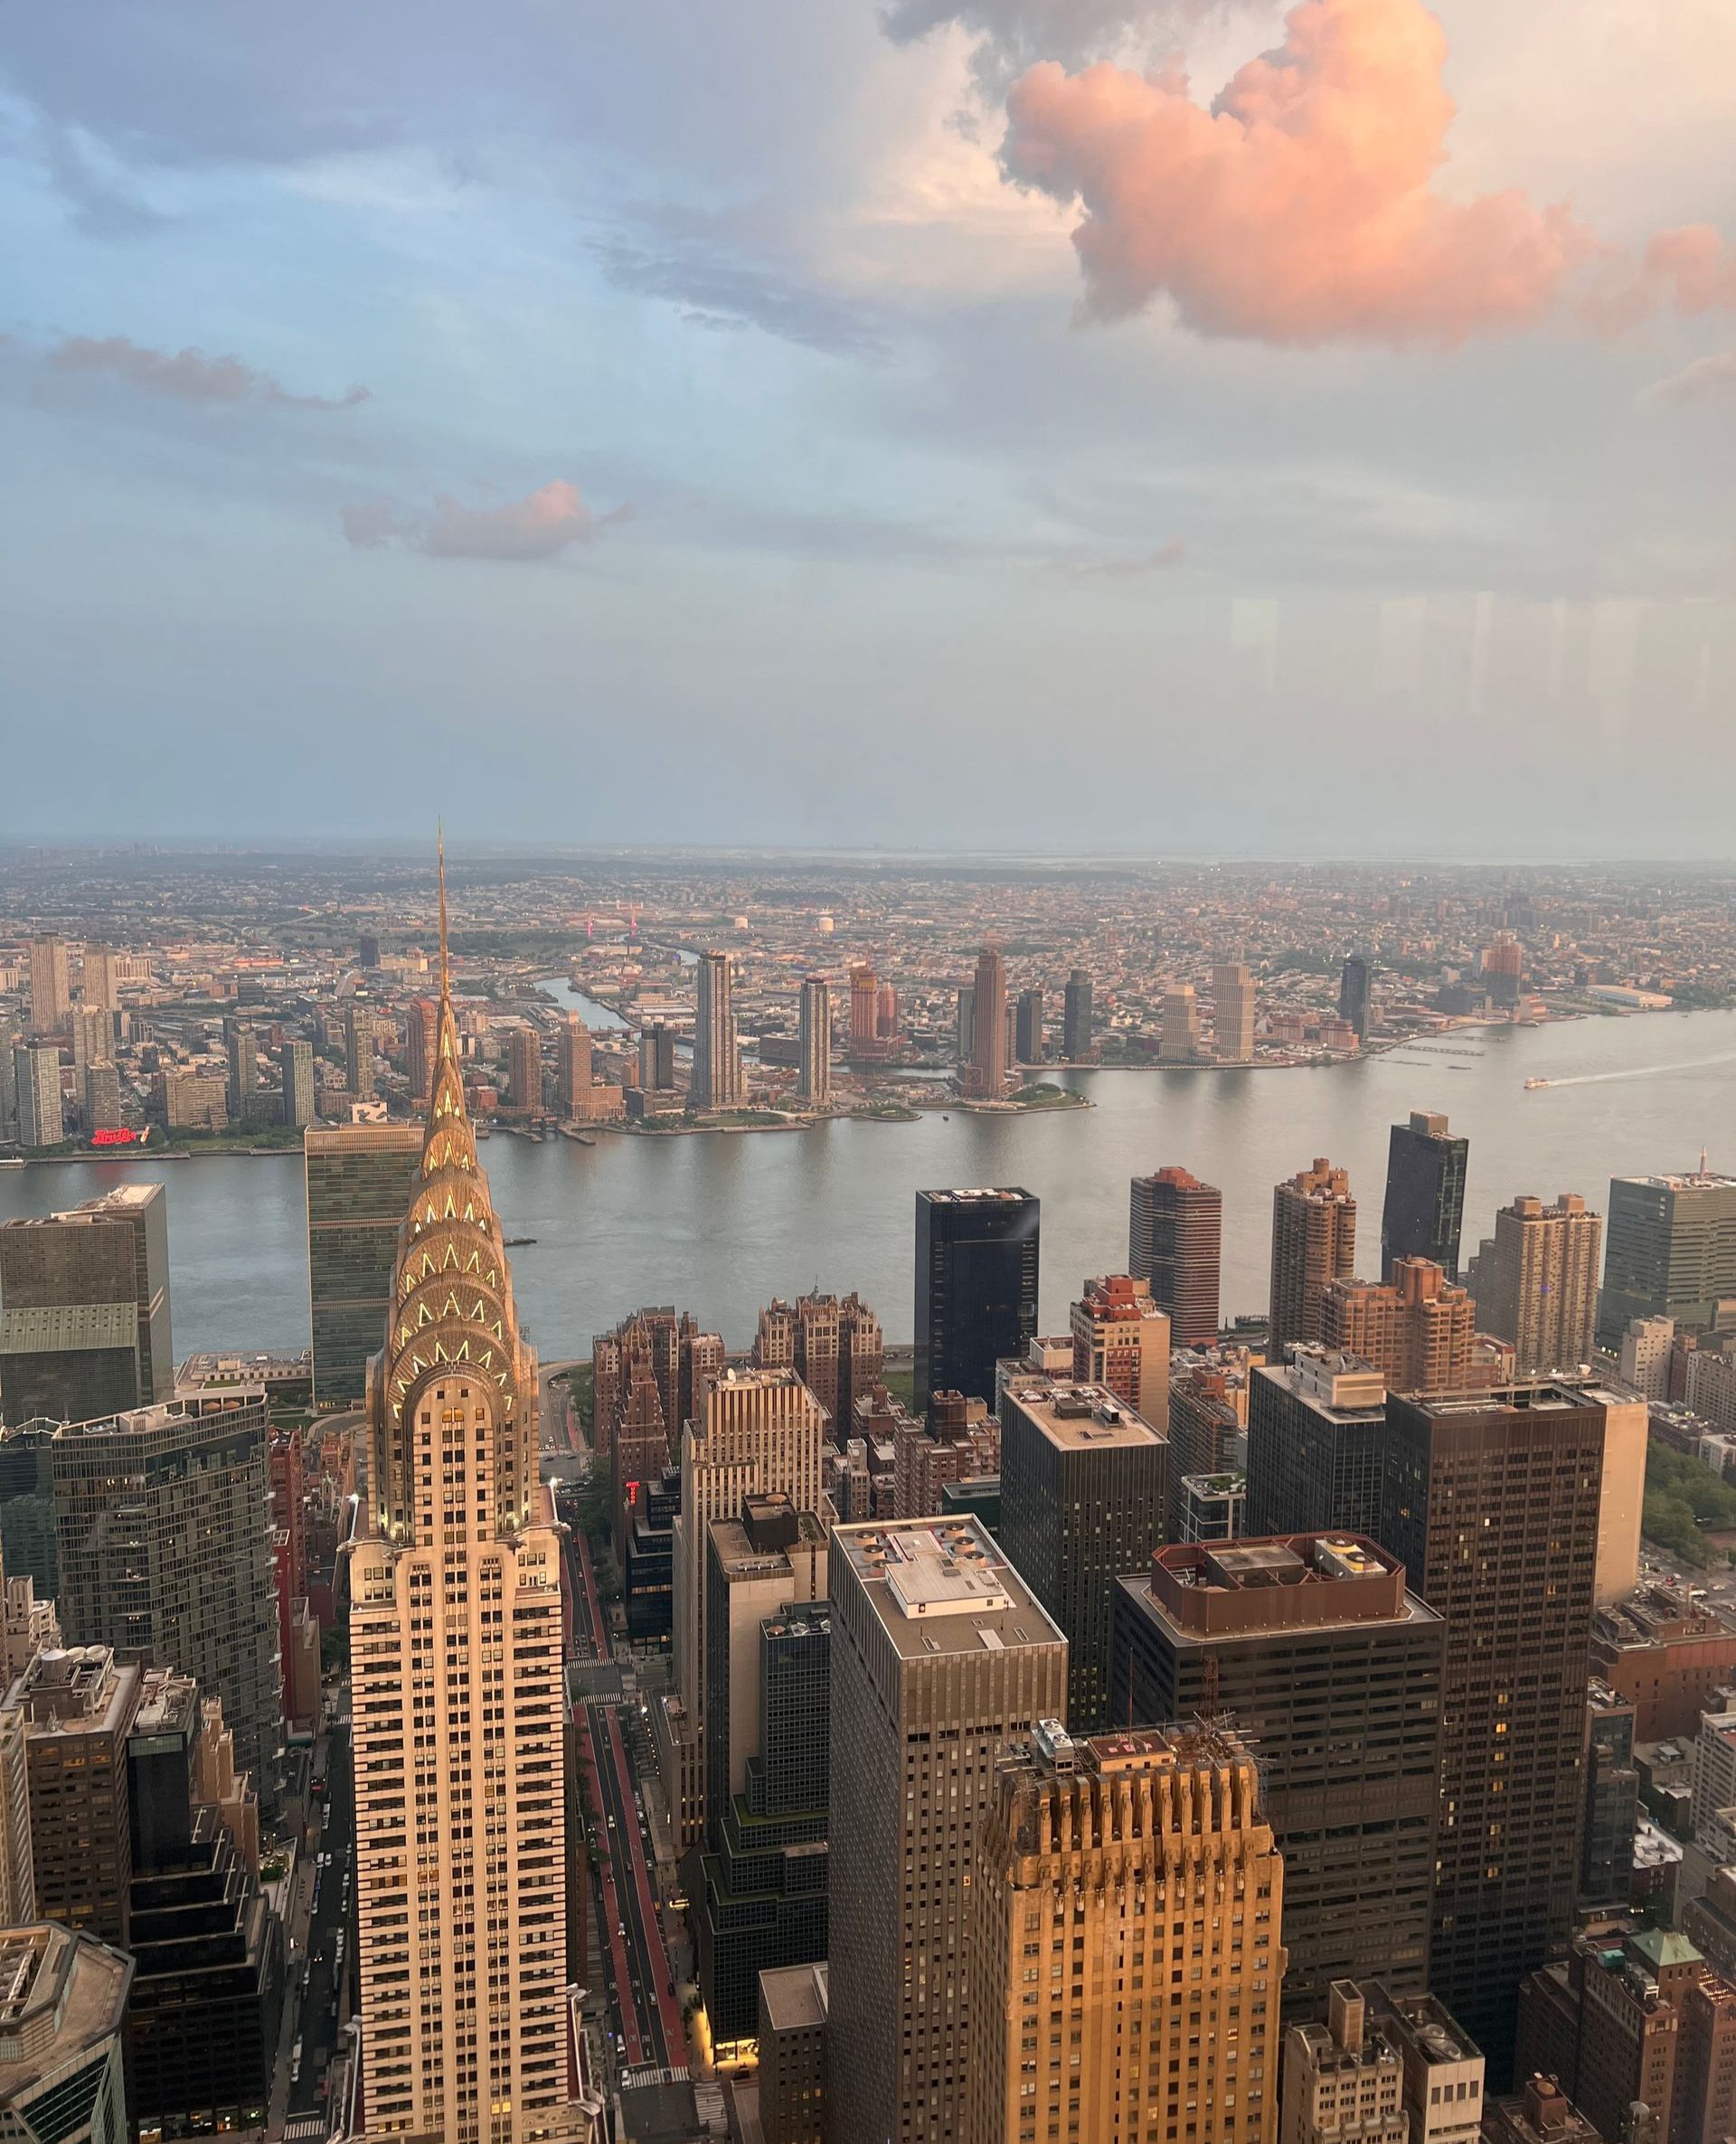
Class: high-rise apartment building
343,1001,377,1100
1160,983,1201,1063
68,1007,112,1083
304,1121,422,1409
968,1721,1286,2144
49,1391,279,1803
914,1188,1040,1420
0,1185,172,1426
891,1389,998,1521
1381,1111,1468,1282
1175,1469,1246,1543
1129,1166,1222,1346
695,1499,830,2046
849,968,879,1059
404,996,439,1103
81,1063,121,1137
1069,1274,1170,1427
81,943,118,1016
507,1025,542,1116
1168,1363,1243,1494
1062,968,1093,1061
553,1013,592,1117
999,1370,1166,1731
27,938,71,1037
0,1044,15,1146
694,950,745,1111
797,978,831,1105
967,946,1009,1100
835,1292,883,1449
1269,1160,1356,1364
1514,1923,1700,2144
1366,1988,1485,2144
0,1922,132,2144
1380,1384,1631,2080
1618,1314,1677,1399
345,870,581,2143
1482,934,1525,1009
1321,1258,1475,1393
668,1368,826,1849
225,1021,260,1120
1279,1981,1407,2144
1113,1535,1444,2018
1338,957,1373,1044
826,1517,1067,2144
1244,1349,1389,1538
1599,1169,1736,1346
279,1038,316,1129
13,1044,64,1149
1476,1194,1603,1374
1213,961,1257,1064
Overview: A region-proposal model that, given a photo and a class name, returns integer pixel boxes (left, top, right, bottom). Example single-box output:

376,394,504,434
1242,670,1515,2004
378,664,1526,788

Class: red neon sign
90,1128,141,1147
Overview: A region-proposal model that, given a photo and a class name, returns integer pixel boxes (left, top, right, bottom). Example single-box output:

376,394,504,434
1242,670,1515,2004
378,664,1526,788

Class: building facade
1476,1195,1603,1374
969,1722,1285,2144
1212,962,1257,1064
1320,1259,1475,1394
1599,1171,1736,1346
1128,1166,1222,1347
1068,1274,1170,1428
797,978,831,1106
693,950,745,1111
1380,1112,1468,1281
826,1517,1067,2144
914,1188,1040,1421
0,1185,172,1427
1245,1350,1388,1540
1061,969,1092,1062
1269,1161,1357,1365
967,947,1009,1100
304,1122,423,1409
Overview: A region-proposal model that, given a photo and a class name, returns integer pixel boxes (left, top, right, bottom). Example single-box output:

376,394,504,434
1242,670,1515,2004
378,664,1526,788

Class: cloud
882,0,1199,73
1643,347,1736,408
1066,535,1186,574
46,335,370,410
342,480,624,562
595,241,890,359
1001,0,1611,345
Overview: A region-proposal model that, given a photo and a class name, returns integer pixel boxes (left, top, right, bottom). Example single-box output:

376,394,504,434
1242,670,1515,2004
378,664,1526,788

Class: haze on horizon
3,0,1733,857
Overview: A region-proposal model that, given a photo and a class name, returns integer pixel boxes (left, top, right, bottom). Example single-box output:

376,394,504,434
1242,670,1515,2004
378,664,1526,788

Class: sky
2,0,1734,856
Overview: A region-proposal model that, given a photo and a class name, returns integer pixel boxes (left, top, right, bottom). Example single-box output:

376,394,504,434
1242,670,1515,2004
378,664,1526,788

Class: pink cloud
47,334,368,408
1643,347,1736,409
342,480,626,562
1001,0,1732,348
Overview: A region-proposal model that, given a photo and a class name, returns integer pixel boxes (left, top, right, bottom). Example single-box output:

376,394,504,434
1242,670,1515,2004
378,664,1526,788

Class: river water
4,1006,1733,1360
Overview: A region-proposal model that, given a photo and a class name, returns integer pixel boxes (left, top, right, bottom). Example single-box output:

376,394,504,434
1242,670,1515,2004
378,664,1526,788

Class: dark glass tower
1339,954,1373,1041
1062,968,1093,1061
913,1188,1039,1419
1381,1110,1469,1281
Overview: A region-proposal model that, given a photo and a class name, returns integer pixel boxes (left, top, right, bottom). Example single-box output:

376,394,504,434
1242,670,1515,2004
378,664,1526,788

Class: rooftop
1137,1534,1439,1641
918,1186,1036,1206
1278,1348,1388,1416
1613,1171,1736,1194
760,1960,828,2035
1000,1374,1165,1452
0,1923,130,2076
835,1516,1065,1660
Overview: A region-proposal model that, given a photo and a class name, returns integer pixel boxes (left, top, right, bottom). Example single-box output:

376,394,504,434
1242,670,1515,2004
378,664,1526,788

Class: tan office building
1269,1161,1356,1364
1475,1194,1603,1374
969,1720,1285,2144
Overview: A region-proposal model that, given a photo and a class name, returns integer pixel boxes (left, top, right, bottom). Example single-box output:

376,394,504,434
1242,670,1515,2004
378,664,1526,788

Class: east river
4,1007,1734,1360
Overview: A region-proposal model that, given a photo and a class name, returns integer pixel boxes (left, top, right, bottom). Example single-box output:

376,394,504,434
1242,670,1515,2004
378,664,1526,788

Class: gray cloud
46,335,370,410
1065,536,1187,576
881,0,1232,85
594,241,890,360
1643,348,1736,408
343,480,627,562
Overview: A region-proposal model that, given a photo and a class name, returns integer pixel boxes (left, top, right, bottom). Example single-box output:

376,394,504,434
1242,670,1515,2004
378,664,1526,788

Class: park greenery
1643,1442,1736,1568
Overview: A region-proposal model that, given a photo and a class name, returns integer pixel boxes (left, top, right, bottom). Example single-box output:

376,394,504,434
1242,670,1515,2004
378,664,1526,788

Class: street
285,1722,354,2122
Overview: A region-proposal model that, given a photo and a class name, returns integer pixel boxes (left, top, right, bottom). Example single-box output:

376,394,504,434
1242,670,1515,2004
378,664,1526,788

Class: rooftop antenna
438,823,450,1004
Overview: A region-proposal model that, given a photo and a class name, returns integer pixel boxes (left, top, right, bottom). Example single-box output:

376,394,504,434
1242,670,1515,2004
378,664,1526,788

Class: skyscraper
346,852,580,2143
553,1012,592,1117
279,1038,315,1129
1160,983,1201,1062
0,1922,132,2144
1381,1111,1469,1281
1482,934,1525,1008
1279,1982,1408,2144
848,967,879,1059
81,1062,121,1138
507,1025,542,1115
1269,1160,1357,1363
1244,1349,1389,1538
405,996,439,1102
26,938,70,1037
0,1185,172,1425
1069,1272,1170,1426
968,1722,1286,2144
49,1391,279,1804
1014,987,1043,1064
1380,1384,1629,2080
1129,1166,1222,1346
13,1645,144,1945
304,1122,423,1409
1599,1169,1736,1346
13,1044,63,1150
81,944,118,1016
224,1021,259,1121
343,1001,376,1100
694,949,745,1110
1114,1535,1444,2019
1338,955,1373,1043
1212,960,1257,1063
797,978,831,1105
913,1188,1040,1419
967,946,1008,1100
1477,1194,1603,1374
1062,968,1093,1061
826,1517,1067,2144
1322,1258,1476,1393
998,1368,1167,1731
